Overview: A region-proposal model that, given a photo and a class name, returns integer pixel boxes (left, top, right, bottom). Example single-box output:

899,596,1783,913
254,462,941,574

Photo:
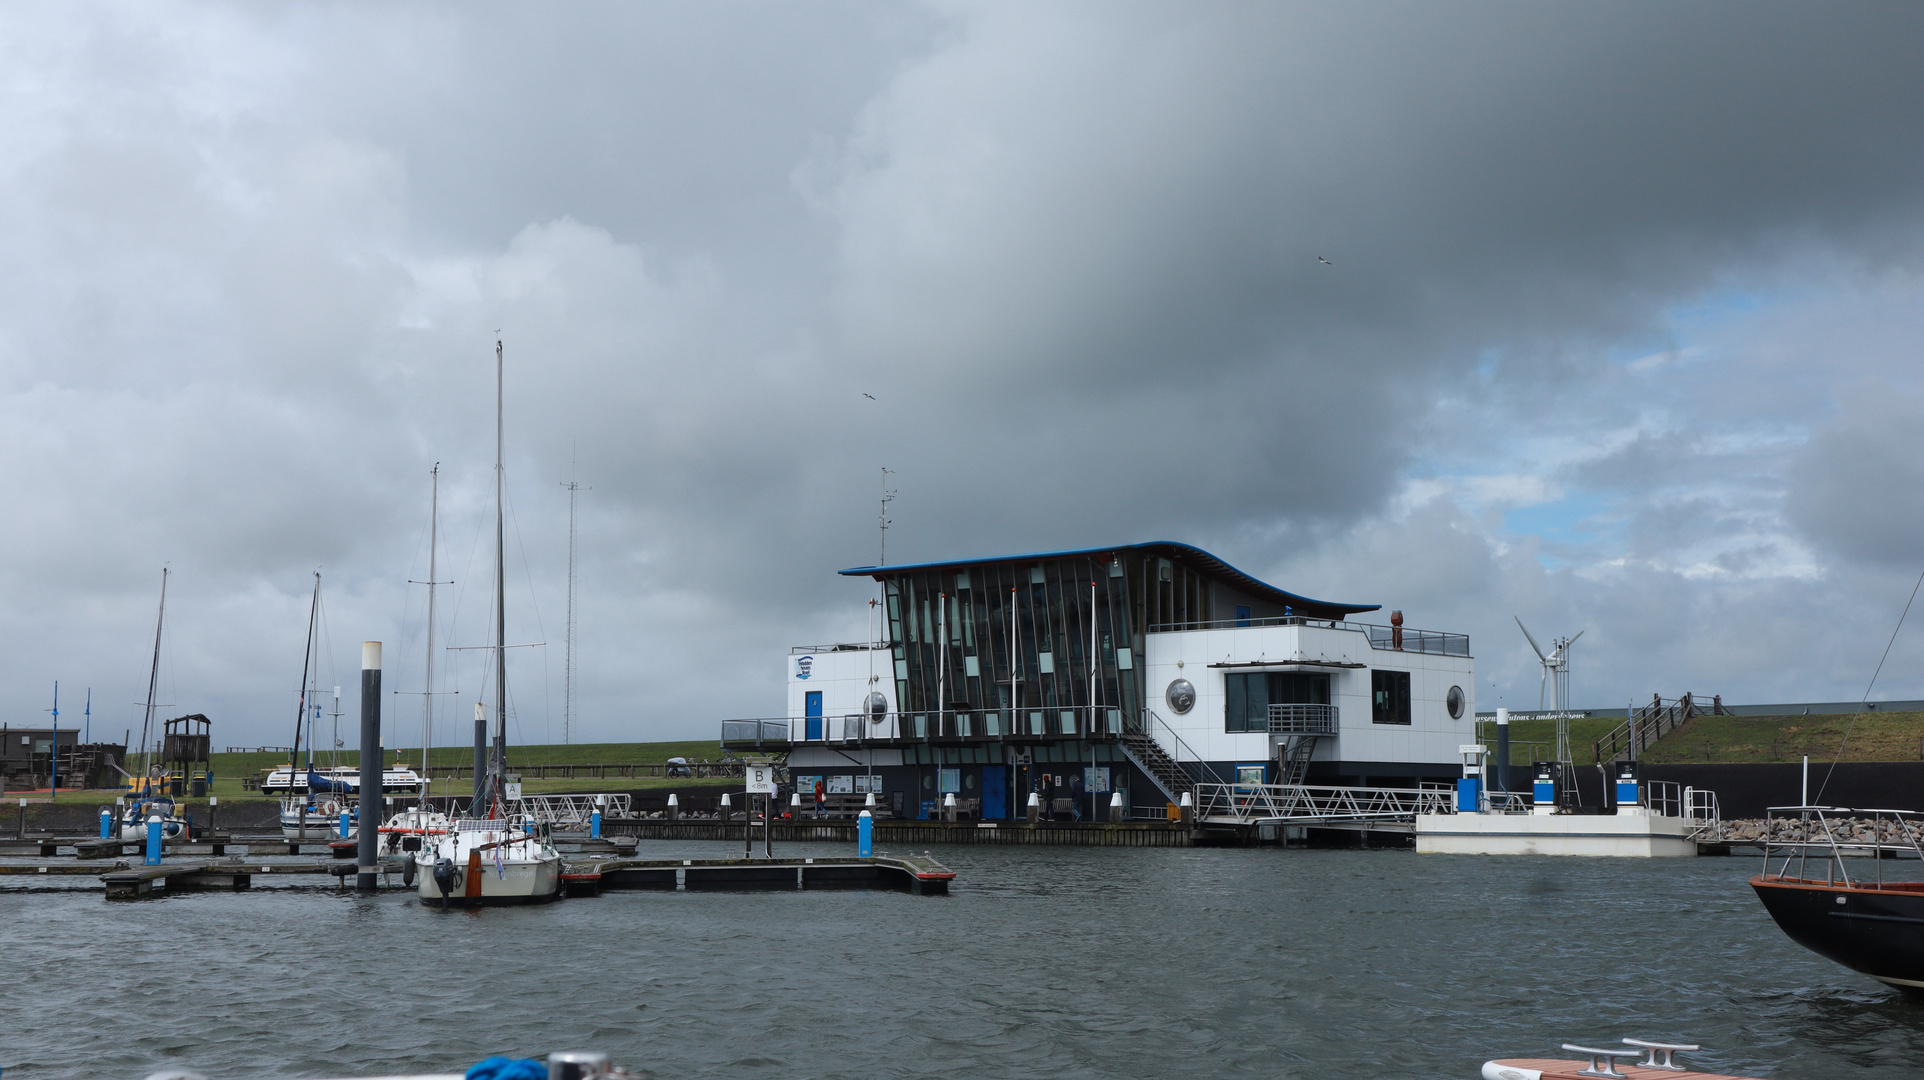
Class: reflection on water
5,842,1924,1079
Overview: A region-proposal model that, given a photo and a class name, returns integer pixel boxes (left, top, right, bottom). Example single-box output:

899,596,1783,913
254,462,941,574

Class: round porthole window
865,692,888,722
1166,678,1196,714
1447,685,1465,719
922,774,933,790
965,774,976,790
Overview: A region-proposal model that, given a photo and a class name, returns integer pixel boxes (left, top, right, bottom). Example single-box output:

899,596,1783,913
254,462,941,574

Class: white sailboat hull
417,823,562,907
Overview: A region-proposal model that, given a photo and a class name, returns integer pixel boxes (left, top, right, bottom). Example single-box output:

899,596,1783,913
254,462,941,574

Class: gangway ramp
1193,781,1454,835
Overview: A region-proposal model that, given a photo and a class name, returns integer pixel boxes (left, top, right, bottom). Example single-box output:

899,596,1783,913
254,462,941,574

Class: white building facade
723,542,1475,819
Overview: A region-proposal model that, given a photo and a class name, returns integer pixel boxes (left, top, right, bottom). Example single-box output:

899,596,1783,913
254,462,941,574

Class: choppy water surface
7,842,1924,1079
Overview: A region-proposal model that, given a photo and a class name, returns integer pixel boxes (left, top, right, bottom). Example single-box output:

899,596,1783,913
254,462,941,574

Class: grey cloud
0,3,1920,740
1786,388,1924,567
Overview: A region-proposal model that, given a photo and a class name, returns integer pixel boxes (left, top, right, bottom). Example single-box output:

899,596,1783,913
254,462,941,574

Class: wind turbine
1517,617,1583,769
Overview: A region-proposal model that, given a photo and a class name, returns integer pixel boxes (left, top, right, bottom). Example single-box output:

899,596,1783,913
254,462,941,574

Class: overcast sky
3,2,1922,752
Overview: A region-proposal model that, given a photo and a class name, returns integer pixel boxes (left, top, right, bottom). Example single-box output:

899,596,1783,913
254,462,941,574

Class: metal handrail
1145,615,1470,657
1267,703,1338,734
1760,805,1924,889
1193,781,1453,824
1135,709,1231,787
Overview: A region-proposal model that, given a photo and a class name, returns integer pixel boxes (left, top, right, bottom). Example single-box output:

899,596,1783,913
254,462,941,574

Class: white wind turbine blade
1515,617,1548,661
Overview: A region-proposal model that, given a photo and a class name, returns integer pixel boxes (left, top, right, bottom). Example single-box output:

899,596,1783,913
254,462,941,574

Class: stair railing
1133,709,1231,789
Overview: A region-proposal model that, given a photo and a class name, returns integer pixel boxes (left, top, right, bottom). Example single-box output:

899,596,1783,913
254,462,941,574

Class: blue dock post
100,808,111,838
339,808,350,838
591,794,604,839
858,809,873,856
145,815,162,865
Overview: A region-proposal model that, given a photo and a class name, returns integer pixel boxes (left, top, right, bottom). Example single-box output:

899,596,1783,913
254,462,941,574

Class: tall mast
289,572,320,793
140,567,169,791
491,339,508,815
423,463,440,808
561,456,582,745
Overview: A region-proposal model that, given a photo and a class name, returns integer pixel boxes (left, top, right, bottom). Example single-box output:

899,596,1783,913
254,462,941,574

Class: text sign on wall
745,765,776,794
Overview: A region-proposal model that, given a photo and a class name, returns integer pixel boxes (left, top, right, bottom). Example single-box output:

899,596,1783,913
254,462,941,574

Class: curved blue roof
839,541,1379,620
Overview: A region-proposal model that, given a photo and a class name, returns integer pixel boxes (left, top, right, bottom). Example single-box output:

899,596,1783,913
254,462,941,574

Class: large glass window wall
885,555,1144,735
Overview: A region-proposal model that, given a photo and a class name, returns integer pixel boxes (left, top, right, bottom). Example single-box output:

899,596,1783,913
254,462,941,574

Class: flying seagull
1317,256,1333,266
862,393,876,400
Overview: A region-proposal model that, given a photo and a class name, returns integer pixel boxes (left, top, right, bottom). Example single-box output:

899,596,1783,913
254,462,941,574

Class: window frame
1371,669,1412,725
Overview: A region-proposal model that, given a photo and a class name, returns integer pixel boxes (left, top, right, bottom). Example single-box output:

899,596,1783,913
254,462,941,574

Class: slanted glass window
1372,670,1411,725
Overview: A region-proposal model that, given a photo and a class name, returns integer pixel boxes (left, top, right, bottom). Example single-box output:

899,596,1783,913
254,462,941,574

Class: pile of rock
1715,815,1924,847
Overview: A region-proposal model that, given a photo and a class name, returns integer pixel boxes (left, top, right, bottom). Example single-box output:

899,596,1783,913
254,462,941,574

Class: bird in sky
862,393,876,400
1317,256,1333,266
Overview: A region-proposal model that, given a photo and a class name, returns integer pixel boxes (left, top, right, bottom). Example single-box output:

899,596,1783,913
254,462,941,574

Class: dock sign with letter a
745,764,776,794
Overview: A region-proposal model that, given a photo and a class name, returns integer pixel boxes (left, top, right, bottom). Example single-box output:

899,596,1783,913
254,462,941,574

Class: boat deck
1486,1059,1758,1080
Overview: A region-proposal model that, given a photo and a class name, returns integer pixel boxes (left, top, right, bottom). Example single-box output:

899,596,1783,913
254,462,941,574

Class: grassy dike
91,739,731,805
1477,711,1924,765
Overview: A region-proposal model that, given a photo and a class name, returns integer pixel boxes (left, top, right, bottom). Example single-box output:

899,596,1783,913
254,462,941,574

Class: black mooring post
356,642,382,892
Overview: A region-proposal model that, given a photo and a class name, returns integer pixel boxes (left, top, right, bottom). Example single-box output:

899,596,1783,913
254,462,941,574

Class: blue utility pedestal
858,809,873,857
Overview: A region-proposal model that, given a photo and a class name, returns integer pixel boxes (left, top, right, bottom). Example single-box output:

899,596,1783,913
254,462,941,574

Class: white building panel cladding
723,541,1477,818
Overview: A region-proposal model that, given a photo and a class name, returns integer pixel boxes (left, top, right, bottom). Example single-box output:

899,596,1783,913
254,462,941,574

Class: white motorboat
261,763,424,794
418,816,561,908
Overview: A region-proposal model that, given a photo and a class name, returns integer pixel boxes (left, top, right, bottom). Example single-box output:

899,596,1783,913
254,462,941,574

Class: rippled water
6,842,1924,1079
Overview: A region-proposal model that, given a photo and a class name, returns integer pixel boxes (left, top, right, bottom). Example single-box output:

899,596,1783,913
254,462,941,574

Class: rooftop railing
1147,615,1469,657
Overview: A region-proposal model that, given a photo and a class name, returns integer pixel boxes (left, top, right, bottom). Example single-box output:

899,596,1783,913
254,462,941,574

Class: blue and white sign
794,655,814,679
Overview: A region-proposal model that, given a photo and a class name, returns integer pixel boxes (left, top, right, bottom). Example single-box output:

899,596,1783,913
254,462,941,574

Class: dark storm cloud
0,2,1919,738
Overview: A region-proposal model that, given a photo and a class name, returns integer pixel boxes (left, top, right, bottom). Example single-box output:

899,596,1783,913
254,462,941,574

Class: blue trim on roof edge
838,541,1380,619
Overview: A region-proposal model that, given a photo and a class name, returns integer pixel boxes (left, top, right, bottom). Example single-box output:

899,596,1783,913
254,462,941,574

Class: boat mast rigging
138,567,169,792
289,572,320,794
491,339,508,818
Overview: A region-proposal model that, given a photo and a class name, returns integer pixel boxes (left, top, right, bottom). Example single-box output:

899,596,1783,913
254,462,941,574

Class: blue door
981,764,1007,820
805,692,823,741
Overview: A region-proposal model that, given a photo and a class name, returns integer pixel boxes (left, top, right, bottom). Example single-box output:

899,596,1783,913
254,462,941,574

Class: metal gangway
1193,781,1455,833
516,793,632,829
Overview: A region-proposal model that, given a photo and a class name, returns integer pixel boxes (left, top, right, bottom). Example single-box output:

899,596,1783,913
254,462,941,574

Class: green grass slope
1478,712,1924,765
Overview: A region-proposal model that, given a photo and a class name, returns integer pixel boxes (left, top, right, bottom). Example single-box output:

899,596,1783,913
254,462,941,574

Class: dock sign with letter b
745,765,776,794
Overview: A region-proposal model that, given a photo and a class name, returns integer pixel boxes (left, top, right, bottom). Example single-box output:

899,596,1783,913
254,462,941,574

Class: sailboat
380,464,453,861
119,568,190,842
279,574,360,841
419,341,561,907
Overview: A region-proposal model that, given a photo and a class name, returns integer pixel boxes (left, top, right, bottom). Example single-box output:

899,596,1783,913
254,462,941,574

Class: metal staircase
1119,710,1227,806
1278,736,1321,785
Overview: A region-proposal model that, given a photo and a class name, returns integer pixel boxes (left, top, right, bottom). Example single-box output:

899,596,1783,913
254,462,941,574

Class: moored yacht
417,340,558,908
418,815,561,907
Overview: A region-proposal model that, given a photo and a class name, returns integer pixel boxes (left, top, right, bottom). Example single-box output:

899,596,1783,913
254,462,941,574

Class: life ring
320,800,340,818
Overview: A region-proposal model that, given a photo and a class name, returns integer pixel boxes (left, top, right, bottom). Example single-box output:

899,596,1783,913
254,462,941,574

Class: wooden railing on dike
1593,692,1728,764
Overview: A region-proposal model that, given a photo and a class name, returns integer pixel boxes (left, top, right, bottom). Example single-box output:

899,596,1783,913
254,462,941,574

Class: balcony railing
719,705,1130,747
1267,703,1338,734
1146,615,1469,657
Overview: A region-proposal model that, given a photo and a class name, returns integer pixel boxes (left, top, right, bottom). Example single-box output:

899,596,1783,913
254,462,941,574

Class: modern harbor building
720,542,1476,820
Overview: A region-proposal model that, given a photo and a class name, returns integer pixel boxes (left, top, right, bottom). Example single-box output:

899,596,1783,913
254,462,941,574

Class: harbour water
7,841,1924,1079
